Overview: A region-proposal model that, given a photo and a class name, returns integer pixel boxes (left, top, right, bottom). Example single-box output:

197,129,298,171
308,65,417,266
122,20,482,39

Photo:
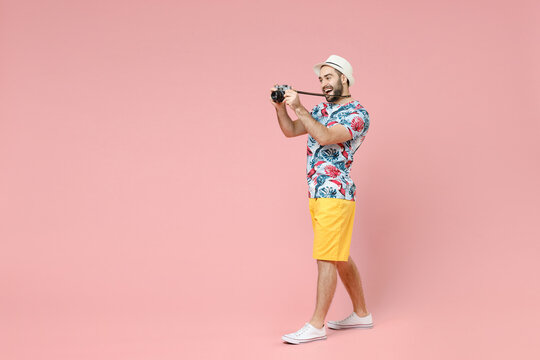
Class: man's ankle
309,320,325,329
354,310,369,317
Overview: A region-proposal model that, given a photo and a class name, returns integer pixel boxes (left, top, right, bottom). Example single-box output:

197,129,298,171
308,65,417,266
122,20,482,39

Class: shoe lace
341,313,356,323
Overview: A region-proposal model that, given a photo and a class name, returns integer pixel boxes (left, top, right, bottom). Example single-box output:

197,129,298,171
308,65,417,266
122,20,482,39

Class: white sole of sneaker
327,323,374,330
281,335,327,344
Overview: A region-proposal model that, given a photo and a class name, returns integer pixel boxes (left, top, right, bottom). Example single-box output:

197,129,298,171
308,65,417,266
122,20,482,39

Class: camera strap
295,90,351,98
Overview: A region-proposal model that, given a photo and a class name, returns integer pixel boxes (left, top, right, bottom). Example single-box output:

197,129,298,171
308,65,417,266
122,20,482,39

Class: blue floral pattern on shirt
306,100,369,201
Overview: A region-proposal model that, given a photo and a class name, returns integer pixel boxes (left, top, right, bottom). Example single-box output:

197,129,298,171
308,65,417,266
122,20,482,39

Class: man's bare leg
336,256,369,316
309,260,338,328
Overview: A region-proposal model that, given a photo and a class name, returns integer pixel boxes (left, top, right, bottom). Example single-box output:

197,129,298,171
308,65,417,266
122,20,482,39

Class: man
270,55,373,344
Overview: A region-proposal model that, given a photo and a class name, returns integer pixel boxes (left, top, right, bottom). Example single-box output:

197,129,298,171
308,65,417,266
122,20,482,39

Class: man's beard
324,82,343,102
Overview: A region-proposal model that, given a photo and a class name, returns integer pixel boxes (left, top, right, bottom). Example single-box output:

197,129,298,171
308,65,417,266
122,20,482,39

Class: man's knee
316,259,337,267
336,256,353,270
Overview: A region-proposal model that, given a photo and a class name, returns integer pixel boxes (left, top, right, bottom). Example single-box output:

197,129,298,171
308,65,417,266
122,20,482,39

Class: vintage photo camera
271,85,291,103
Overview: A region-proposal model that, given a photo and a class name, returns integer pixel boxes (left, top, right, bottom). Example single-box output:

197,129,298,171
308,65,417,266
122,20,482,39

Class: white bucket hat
313,55,355,86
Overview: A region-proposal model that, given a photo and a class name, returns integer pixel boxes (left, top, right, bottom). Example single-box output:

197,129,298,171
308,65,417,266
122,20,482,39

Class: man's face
319,66,344,102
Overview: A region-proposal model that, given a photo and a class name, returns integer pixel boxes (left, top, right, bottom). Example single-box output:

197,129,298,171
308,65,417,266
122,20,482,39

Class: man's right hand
271,85,308,138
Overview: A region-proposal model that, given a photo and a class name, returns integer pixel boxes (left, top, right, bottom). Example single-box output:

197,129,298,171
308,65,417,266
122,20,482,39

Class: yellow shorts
309,198,356,261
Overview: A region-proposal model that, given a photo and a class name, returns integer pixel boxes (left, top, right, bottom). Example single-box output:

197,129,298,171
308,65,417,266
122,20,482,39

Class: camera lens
271,90,284,103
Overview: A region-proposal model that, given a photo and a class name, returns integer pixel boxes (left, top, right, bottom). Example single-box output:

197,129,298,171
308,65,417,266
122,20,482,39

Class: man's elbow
317,136,331,146
317,129,335,145
284,129,298,138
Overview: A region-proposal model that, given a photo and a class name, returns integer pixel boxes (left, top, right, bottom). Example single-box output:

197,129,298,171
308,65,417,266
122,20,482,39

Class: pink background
1,0,539,358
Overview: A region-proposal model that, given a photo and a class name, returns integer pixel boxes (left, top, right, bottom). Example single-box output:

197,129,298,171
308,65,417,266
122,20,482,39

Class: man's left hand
284,89,303,111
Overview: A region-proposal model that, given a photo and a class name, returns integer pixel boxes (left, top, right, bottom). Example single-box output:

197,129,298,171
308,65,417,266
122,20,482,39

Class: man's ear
341,74,347,86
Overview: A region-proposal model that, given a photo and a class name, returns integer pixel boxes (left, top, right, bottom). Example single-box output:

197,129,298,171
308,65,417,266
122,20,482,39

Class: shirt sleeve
337,108,369,141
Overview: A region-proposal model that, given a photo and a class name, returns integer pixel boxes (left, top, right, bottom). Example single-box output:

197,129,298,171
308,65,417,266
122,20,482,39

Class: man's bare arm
293,106,352,145
284,89,352,145
274,106,308,137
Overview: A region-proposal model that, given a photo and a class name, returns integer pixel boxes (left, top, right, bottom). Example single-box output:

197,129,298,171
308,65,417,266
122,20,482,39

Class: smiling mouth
324,87,333,94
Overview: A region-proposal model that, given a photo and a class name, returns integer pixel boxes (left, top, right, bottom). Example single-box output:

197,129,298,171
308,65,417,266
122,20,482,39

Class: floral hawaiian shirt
307,100,370,201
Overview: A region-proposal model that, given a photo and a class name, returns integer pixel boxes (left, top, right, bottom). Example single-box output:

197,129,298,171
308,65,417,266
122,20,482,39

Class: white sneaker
327,312,373,330
281,323,327,344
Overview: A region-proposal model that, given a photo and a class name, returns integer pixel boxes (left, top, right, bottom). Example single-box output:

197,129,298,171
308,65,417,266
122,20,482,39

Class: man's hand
284,89,303,111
